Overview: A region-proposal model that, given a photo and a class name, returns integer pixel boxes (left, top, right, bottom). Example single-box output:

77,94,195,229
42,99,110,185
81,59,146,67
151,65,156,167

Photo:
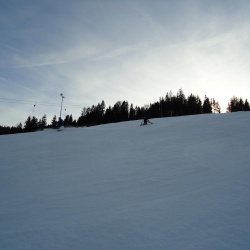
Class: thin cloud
0,77,9,83
0,43,25,55
93,43,148,61
12,60,72,69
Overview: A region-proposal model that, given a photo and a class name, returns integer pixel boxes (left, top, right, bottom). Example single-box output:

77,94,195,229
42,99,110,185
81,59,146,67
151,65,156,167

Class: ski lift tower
60,93,65,118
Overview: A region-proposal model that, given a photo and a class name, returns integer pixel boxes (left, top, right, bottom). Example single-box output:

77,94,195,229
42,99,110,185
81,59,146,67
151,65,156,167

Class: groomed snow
1,112,250,249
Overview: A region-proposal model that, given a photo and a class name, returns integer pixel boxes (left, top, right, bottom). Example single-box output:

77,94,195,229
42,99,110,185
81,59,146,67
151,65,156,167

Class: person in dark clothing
141,115,152,126
57,117,64,128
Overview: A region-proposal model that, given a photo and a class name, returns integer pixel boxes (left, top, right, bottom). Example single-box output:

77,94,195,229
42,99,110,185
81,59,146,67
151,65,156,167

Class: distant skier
141,115,153,126
57,117,64,130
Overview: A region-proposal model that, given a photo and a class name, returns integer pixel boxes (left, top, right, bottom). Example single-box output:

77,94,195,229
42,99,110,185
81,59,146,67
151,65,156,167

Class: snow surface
1,112,250,250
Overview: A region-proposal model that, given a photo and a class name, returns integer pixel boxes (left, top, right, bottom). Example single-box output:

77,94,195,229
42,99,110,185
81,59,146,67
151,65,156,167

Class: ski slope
1,112,250,250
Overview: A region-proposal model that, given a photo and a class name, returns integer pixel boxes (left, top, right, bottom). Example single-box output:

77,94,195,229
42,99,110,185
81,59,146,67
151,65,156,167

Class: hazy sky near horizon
1,0,250,126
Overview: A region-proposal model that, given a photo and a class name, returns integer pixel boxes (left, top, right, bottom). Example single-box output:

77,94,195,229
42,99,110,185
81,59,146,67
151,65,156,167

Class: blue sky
1,0,250,126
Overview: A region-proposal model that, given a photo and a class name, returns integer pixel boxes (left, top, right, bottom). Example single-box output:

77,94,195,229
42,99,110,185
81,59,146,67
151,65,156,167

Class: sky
1,0,250,126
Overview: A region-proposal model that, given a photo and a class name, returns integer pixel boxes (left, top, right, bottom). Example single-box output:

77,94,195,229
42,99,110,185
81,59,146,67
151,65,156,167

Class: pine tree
38,119,43,130
31,116,38,131
104,106,113,124
24,116,38,132
175,88,186,116
112,101,122,122
64,115,70,127
227,97,243,112
244,99,250,111
238,98,244,111
129,104,136,120
187,94,202,115
24,116,32,132
202,96,212,113
121,101,129,121
69,115,73,126
42,115,47,128
51,115,57,128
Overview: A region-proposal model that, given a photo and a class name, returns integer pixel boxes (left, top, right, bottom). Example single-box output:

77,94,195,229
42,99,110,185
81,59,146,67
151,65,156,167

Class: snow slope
1,112,250,250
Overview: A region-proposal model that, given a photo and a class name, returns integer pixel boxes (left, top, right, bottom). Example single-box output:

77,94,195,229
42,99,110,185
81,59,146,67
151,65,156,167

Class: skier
57,117,64,130
141,115,153,126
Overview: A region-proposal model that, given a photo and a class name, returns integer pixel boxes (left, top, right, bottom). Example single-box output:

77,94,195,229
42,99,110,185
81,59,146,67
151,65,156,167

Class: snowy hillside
1,112,250,250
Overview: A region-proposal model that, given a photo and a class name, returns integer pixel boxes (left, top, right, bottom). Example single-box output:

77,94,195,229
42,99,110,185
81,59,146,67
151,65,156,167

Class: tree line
1,89,249,135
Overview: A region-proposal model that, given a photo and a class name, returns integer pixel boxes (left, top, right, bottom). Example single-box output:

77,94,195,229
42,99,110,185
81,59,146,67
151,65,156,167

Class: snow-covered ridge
1,113,250,249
